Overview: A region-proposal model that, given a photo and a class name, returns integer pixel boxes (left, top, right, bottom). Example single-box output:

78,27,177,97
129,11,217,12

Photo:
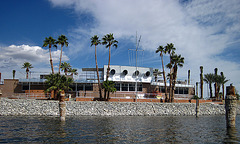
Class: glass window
184,88,188,94
178,87,184,94
129,83,135,91
160,86,165,93
174,87,179,94
122,83,128,91
22,85,29,90
137,83,142,91
85,84,93,91
115,83,120,91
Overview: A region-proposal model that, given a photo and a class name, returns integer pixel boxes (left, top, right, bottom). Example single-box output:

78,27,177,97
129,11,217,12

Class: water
0,115,240,143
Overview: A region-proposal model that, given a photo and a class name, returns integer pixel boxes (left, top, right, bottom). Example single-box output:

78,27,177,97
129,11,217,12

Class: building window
122,83,128,91
184,88,188,94
137,83,142,91
85,83,93,91
115,83,120,91
129,83,135,91
159,86,165,93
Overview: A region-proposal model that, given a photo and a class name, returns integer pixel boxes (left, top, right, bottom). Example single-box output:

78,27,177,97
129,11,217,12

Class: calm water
0,115,240,143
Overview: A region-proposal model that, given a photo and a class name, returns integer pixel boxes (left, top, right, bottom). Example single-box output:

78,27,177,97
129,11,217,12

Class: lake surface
0,115,239,143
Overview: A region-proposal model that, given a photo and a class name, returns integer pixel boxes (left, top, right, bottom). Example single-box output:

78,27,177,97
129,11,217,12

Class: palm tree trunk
95,45,102,100
222,84,225,100
209,83,213,98
49,45,54,74
171,65,178,102
161,52,168,102
105,46,111,100
106,46,111,81
58,45,63,73
169,69,173,102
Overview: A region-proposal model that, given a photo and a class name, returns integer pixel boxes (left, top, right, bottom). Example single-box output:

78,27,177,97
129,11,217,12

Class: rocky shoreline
0,98,239,116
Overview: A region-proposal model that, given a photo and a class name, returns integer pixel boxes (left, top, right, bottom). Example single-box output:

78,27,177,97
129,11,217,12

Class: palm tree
203,73,215,98
102,33,118,81
68,68,78,76
43,36,57,74
22,62,33,79
60,62,72,75
57,35,69,73
200,66,203,99
156,45,168,102
214,68,218,99
91,35,103,100
171,54,184,102
102,33,118,100
12,70,16,79
219,72,229,100
45,73,73,96
165,43,176,102
103,80,116,100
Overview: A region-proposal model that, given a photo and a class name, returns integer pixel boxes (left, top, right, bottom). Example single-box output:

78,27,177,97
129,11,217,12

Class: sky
0,0,240,97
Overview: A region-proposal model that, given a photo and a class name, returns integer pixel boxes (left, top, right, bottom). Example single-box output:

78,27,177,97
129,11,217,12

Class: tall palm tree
60,62,72,75
22,62,33,79
156,45,168,102
102,33,118,81
165,43,176,102
12,70,16,79
200,66,203,99
57,35,69,73
203,73,215,98
214,68,218,99
171,54,184,102
102,33,118,100
220,72,229,100
43,36,57,74
91,35,103,100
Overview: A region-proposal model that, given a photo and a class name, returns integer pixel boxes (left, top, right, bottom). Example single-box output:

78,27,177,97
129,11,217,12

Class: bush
191,95,200,99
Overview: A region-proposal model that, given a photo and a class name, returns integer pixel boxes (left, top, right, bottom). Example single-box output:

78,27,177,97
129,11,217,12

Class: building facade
0,65,195,100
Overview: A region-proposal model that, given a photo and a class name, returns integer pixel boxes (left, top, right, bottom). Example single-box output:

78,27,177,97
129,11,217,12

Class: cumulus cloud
49,0,240,94
0,45,69,79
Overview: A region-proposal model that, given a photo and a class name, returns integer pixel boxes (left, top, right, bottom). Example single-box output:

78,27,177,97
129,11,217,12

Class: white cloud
48,0,240,95
0,45,69,79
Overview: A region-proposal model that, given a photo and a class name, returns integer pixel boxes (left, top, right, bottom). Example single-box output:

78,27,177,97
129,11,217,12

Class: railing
1,93,51,99
76,92,193,100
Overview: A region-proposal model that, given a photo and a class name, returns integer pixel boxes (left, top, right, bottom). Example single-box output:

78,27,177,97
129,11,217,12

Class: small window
129,83,135,91
122,83,128,91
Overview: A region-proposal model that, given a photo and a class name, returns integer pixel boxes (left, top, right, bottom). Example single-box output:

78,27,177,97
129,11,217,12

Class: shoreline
0,98,239,116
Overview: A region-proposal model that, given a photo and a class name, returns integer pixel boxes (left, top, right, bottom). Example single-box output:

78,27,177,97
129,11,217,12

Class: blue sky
0,0,240,96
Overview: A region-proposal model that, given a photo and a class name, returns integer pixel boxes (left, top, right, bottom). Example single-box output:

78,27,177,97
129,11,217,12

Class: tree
57,35,69,74
103,80,116,100
43,36,57,74
214,68,218,99
12,70,16,79
156,45,168,102
102,33,118,100
22,62,33,79
220,72,229,100
165,43,176,102
68,68,78,76
45,73,73,100
200,66,203,99
91,35,103,100
170,54,184,102
102,33,118,81
60,62,72,75
203,73,215,98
